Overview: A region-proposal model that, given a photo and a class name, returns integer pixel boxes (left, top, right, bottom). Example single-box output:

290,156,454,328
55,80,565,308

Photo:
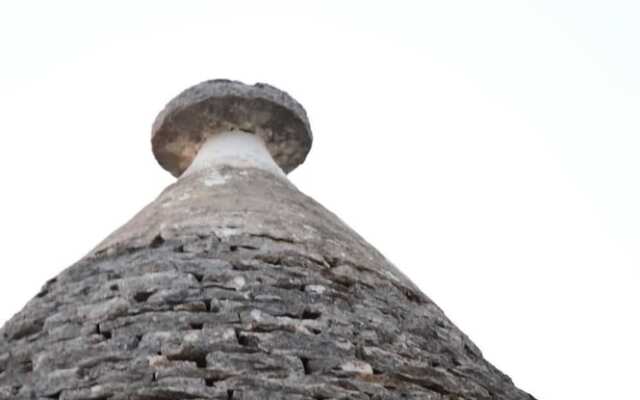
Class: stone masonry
0,80,534,400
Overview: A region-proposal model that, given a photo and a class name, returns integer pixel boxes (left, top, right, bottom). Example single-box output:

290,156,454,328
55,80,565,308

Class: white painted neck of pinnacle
181,131,285,178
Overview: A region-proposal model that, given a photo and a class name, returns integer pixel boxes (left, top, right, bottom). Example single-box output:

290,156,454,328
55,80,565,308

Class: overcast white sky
0,1,638,399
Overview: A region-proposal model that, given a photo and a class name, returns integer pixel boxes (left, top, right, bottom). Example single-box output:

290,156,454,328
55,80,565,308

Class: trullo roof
0,80,534,400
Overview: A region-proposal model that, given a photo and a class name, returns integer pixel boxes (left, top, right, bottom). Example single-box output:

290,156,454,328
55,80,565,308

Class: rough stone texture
0,166,534,399
152,79,312,176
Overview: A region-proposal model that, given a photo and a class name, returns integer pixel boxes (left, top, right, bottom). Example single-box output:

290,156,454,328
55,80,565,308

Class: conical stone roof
0,80,534,400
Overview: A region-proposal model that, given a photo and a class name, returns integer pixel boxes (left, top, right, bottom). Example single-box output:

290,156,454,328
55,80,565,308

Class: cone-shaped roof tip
152,79,313,177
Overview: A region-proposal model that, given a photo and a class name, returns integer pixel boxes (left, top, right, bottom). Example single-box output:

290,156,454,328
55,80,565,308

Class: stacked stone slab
0,80,534,400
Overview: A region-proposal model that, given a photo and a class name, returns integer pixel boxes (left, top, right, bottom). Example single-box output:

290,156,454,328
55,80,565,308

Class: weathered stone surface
152,79,312,176
0,165,534,399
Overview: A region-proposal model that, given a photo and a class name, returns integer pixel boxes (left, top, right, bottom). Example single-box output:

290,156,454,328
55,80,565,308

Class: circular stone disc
152,79,313,177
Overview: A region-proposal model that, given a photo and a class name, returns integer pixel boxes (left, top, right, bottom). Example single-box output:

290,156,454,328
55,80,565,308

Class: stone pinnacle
151,79,313,177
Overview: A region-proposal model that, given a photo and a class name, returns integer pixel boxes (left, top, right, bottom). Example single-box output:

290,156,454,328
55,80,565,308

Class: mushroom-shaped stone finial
152,79,312,177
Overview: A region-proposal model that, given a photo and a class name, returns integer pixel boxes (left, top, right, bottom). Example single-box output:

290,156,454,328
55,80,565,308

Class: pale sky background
0,1,638,399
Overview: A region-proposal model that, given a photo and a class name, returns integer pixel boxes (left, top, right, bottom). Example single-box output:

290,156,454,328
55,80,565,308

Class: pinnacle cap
152,79,312,177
